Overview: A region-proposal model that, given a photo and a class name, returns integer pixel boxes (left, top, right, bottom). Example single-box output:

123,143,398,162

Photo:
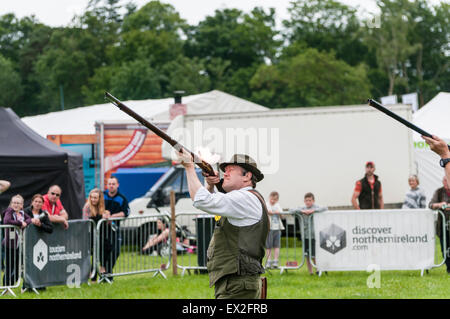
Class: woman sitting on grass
142,218,170,255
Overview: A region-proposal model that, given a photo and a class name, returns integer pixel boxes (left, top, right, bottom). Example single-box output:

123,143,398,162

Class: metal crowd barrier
96,214,172,283
275,211,305,275
435,210,449,272
85,219,97,283
174,211,214,276
22,219,97,294
306,209,448,276
0,225,23,297
173,210,307,276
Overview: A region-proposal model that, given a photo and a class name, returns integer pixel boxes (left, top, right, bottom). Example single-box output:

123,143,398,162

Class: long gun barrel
367,99,450,150
105,91,217,176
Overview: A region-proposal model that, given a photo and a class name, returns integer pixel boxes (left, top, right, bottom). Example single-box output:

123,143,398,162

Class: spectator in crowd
428,176,450,274
103,176,129,281
142,218,170,256
24,194,53,234
177,150,269,299
402,175,426,209
265,191,284,269
0,180,11,271
0,180,11,194
422,134,450,274
83,188,110,282
294,192,327,275
2,195,31,286
42,185,69,229
351,161,384,210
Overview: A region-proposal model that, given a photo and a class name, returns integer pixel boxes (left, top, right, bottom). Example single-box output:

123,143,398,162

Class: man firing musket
105,92,269,299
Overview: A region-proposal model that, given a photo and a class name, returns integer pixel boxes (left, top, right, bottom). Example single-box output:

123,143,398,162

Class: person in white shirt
177,150,269,299
0,180,11,194
265,191,284,269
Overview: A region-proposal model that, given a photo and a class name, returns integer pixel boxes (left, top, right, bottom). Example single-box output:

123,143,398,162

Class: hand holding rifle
177,148,220,194
421,135,450,159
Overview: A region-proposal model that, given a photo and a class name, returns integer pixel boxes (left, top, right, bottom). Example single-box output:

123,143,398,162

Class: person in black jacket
351,161,384,210
24,194,53,234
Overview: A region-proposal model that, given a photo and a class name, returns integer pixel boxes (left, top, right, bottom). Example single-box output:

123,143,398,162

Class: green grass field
2,238,449,299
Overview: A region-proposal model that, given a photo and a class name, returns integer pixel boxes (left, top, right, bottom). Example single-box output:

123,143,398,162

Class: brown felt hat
219,154,264,182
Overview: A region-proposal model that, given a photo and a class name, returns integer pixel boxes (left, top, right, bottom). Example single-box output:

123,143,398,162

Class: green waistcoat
206,189,269,287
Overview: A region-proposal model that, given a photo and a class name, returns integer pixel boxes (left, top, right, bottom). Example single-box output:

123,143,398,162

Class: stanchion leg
1,288,16,297
98,275,112,285
21,287,40,295
152,270,168,279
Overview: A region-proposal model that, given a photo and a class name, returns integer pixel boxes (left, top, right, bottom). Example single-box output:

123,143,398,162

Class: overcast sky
0,0,385,27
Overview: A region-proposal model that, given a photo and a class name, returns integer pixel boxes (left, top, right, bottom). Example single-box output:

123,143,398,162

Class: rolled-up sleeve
193,186,261,222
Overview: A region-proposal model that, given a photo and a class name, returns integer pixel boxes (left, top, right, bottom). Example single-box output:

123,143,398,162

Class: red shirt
354,179,382,195
42,194,65,216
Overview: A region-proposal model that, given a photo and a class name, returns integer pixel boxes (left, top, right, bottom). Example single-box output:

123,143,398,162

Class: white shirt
266,201,284,230
193,186,262,227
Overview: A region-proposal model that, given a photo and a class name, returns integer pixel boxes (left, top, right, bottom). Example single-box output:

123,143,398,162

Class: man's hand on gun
202,171,220,187
177,148,220,192
422,135,450,158
176,148,195,169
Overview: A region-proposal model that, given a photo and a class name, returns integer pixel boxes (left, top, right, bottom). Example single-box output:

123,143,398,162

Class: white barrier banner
314,209,435,271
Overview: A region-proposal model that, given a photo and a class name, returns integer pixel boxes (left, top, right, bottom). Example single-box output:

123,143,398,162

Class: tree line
0,0,448,117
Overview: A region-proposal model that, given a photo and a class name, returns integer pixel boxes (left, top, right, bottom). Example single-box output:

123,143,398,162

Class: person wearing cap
177,150,269,299
351,161,384,210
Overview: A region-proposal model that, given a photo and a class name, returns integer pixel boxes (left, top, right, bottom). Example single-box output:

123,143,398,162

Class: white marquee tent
22,90,268,137
412,92,450,202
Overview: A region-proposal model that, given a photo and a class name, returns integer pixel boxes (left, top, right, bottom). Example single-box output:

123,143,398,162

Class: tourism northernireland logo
33,239,48,271
319,224,347,254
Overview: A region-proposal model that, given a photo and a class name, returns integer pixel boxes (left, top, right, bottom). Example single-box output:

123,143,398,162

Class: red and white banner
104,129,147,172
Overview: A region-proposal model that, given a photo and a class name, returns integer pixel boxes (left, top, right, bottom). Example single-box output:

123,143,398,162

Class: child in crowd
297,192,327,275
2,195,31,286
265,191,284,269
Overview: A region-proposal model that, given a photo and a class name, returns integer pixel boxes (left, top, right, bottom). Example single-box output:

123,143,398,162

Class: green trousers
214,274,261,299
